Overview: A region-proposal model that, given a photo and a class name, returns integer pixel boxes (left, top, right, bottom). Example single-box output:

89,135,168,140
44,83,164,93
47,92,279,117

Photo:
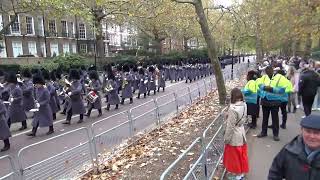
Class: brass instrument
104,81,114,93
122,77,128,89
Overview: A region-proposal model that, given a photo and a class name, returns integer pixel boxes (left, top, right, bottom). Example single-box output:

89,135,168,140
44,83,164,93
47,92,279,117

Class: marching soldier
21,69,35,112
6,72,27,130
50,70,61,112
42,69,59,121
85,70,103,117
105,72,120,111
121,65,133,104
147,66,157,96
62,69,85,125
137,67,147,99
157,64,166,92
132,66,139,94
27,74,54,136
0,96,10,151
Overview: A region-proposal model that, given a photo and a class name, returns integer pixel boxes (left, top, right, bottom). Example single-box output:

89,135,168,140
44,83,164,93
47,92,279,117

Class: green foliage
52,54,89,71
0,64,20,73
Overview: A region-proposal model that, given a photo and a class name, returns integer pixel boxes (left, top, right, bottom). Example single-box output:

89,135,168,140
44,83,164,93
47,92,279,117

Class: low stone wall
0,57,45,65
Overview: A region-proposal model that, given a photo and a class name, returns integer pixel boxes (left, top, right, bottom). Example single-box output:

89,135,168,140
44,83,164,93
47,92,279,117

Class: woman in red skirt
223,88,249,180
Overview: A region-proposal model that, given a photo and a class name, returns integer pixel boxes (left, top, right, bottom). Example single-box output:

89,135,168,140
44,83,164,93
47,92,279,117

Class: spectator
298,64,320,116
268,114,320,180
223,88,249,180
287,66,299,113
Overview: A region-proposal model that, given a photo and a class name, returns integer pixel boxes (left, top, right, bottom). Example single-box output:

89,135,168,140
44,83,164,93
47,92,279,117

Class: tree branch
171,0,195,5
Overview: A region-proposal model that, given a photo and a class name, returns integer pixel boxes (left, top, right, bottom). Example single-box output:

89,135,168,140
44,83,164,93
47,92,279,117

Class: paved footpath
247,109,304,179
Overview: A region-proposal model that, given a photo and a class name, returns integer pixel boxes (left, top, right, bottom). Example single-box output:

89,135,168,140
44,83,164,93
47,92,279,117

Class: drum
87,91,98,103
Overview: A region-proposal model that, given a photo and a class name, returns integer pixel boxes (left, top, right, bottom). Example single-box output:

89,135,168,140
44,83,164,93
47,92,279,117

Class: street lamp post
231,35,236,80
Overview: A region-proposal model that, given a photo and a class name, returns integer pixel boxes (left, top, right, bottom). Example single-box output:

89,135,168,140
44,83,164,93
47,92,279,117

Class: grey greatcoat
0,100,10,140
67,80,86,115
138,74,147,94
107,80,120,105
87,80,102,109
52,81,61,111
32,86,53,128
121,73,133,98
8,84,26,123
169,66,177,81
21,79,35,111
132,72,139,92
47,82,59,113
158,70,166,88
147,72,157,91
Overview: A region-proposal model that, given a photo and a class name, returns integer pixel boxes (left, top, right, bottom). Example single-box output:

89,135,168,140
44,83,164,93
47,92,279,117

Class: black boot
19,121,27,131
144,93,147,98
130,98,133,104
97,109,102,117
147,91,150,96
47,126,54,135
52,113,56,120
163,87,165,92
137,93,140,99
1,139,10,152
60,108,67,115
85,109,92,117
157,87,160,92
105,104,110,111
77,114,84,123
26,127,37,137
154,90,156,95
115,104,119,110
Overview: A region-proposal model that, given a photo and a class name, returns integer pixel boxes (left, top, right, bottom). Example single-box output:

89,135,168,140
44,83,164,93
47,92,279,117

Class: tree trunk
304,33,312,58
255,14,263,64
183,36,189,51
193,0,227,104
93,9,105,58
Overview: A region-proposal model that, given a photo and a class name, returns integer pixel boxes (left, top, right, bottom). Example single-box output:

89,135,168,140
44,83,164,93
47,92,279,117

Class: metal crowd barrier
0,65,249,180
0,155,17,180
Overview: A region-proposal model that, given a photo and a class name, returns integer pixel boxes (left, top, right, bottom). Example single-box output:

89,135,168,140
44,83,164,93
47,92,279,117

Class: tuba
104,81,114,93
122,77,128,89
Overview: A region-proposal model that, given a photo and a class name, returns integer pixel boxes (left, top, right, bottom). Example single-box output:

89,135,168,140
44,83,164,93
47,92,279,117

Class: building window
26,16,34,35
10,15,20,34
0,41,6,58
72,43,77,53
80,44,87,53
12,41,23,57
50,43,59,57
28,41,37,55
48,20,56,36
61,21,68,37
70,22,75,38
79,23,86,39
40,42,46,57
0,14,3,31
37,16,44,36
63,43,69,54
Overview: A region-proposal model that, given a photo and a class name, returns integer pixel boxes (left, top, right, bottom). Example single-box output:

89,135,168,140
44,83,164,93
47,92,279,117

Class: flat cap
301,114,320,130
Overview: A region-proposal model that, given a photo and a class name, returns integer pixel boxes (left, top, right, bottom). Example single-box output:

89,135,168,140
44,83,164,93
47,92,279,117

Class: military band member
62,69,85,125
132,66,139,94
42,69,59,121
0,97,10,152
157,65,166,92
85,70,103,117
137,67,147,99
6,72,27,130
147,66,157,96
21,69,35,112
50,70,61,112
105,73,120,111
27,74,54,136
121,65,133,104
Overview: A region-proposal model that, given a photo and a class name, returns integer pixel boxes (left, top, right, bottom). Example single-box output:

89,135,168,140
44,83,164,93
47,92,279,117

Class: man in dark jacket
298,65,320,116
268,114,320,180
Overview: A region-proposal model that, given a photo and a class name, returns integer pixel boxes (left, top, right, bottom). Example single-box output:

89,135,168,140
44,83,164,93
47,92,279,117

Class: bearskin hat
89,70,99,80
0,69,4,77
88,65,96,71
31,68,42,76
50,70,57,81
33,73,45,85
157,64,163,70
139,67,145,75
148,66,155,73
122,64,130,73
6,71,17,84
41,69,50,80
107,72,116,80
132,65,138,72
69,69,80,80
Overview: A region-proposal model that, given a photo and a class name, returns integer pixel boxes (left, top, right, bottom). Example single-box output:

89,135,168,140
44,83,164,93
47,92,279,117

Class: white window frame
38,16,44,36
40,42,46,57
78,23,86,39
79,44,87,53
12,41,23,57
0,41,7,58
50,42,59,57
0,14,3,31
9,15,20,34
28,41,37,55
61,20,68,37
26,16,34,35
63,43,69,54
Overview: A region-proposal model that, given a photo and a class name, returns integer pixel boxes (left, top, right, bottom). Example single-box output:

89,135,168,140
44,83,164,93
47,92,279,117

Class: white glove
9,97,14,103
36,103,40,108
68,92,72,96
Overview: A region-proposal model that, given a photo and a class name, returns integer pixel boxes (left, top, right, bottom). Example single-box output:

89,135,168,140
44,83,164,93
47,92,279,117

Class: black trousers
261,106,280,137
66,108,83,121
280,102,287,125
7,119,27,129
302,95,315,116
